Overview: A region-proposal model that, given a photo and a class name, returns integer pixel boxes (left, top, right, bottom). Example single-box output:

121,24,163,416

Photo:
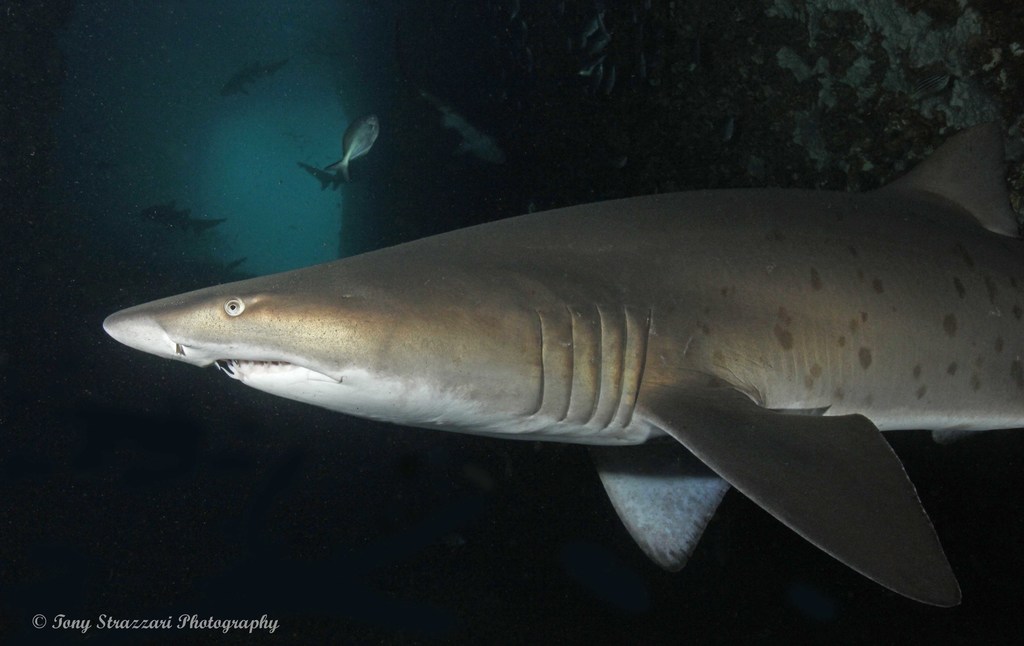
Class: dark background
3,0,1023,643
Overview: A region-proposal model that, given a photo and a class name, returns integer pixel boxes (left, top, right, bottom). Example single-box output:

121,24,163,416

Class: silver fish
325,114,380,182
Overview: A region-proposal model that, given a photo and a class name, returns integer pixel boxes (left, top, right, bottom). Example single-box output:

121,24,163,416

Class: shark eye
224,298,245,316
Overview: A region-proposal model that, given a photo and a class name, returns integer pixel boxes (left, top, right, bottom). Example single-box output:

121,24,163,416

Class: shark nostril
175,343,185,356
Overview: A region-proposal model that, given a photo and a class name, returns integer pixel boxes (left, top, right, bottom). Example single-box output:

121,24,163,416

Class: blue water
56,0,392,274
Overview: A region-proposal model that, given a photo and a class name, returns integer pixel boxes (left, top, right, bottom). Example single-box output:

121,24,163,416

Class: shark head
102,258,556,435
103,278,347,383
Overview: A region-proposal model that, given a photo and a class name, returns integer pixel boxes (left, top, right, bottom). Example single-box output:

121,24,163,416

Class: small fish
589,62,605,94
601,63,617,95
580,12,603,43
420,91,506,164
325,114,380,182
220,58,290,96
721,116,736,142
297,162,343,191
137,201,225,234
579,53,607,77
587,28,612,57
224,257,248,272
911,74,951,99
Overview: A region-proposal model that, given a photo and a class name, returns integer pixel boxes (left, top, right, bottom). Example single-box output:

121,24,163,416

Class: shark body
219,58,290,96
420,91,506,164
137,200,226,235
297,161,344,191
103,124,1021,606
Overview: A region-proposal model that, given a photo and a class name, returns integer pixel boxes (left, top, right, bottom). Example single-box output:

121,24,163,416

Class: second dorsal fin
880,123,1017,237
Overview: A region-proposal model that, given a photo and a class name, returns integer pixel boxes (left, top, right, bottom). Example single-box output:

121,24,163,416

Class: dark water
3,0,1024,642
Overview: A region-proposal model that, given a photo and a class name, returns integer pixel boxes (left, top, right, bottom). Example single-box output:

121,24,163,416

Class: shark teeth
215,359,294,379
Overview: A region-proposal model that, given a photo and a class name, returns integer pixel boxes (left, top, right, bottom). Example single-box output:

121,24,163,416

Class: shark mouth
215,359,296,379
214,359,341,384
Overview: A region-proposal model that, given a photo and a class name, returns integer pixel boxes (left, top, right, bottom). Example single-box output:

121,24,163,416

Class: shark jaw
102,305,349,383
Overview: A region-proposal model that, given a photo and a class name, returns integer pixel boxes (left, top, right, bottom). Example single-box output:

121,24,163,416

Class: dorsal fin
881,122,1018,237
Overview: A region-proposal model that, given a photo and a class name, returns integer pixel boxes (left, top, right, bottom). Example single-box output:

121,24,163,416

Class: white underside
220,361,656,445
823,404,1020,432
218,362,1007,445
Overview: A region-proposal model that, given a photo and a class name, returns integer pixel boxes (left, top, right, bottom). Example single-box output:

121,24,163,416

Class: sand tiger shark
103,123,1022,606
219,58,290,96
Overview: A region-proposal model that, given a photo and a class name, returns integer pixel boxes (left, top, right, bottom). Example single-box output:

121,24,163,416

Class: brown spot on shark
943,314,957,337
916,385,927,400
970,373,981,391
995,337,1004,353
1012,360,1024,390
1014,304,1023,320
872,278,884,294
954,242,975,269
912,364,922,379
774,324,794,350
810,268,823,291
984,275,998,304
837,335,847,347
953,277,966,299
859,347,872,369
774,307,794,349
946,361,958,376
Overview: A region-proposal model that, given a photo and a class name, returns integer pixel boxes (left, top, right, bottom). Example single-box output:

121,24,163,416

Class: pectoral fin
591,443,729,571
639,385,960,606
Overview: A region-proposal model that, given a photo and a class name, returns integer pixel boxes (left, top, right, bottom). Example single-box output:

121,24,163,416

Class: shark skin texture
103,123,1022,607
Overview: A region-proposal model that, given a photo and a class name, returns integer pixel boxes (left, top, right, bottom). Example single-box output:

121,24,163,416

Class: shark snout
103,308,175,359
